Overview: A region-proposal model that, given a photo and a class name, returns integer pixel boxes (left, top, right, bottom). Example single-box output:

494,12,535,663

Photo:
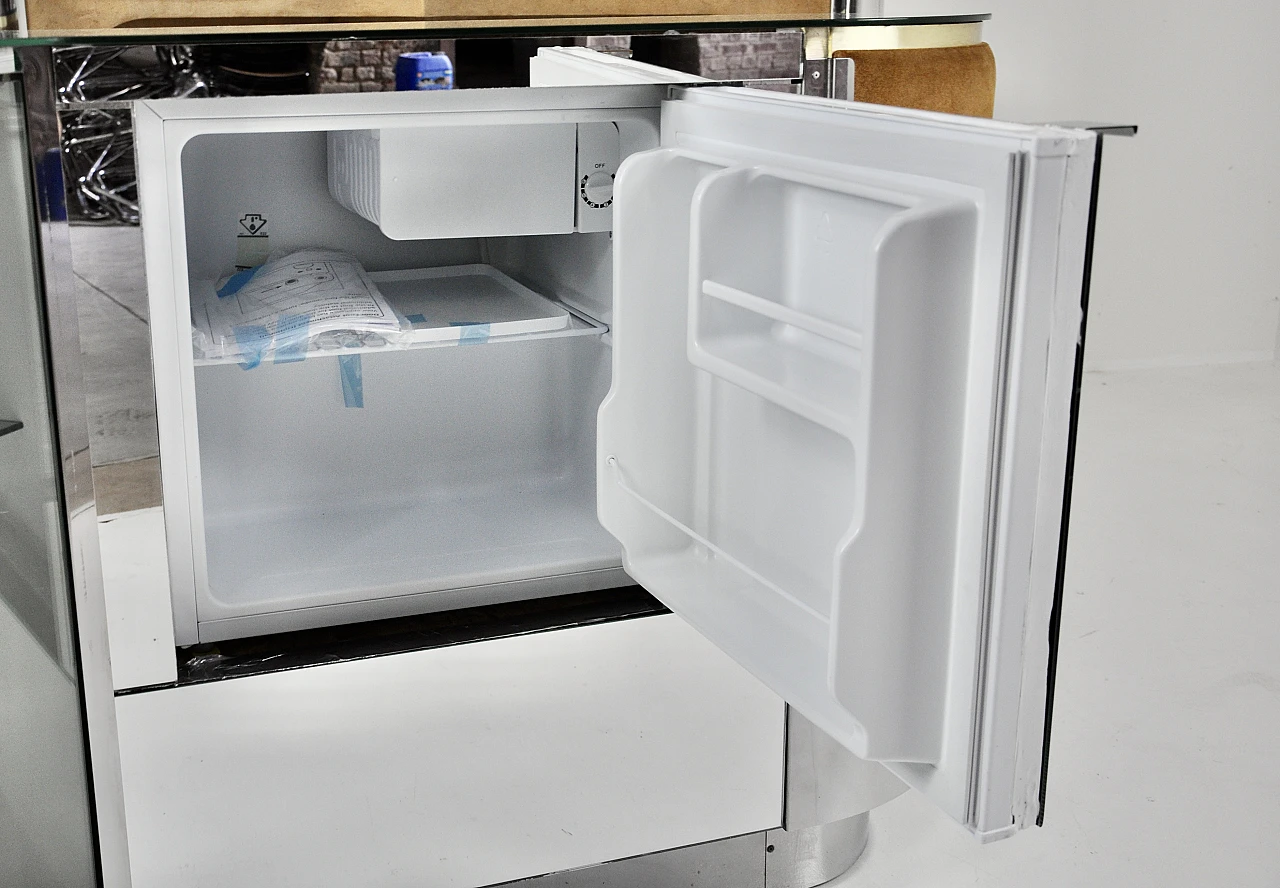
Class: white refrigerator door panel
597,86,1095,838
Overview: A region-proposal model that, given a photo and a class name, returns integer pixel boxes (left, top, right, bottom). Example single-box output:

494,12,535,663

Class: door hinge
801,58,852,101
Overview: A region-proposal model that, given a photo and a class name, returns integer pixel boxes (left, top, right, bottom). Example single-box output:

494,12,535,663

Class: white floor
838,363,1280,887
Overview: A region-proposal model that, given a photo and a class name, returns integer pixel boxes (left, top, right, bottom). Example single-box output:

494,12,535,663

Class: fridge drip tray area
199,476,623,631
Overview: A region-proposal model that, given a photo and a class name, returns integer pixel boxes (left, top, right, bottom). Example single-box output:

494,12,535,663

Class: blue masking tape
217,265,261,298
273,313,310,364
451,322,491,345
232,325,271,370
339,354,364,408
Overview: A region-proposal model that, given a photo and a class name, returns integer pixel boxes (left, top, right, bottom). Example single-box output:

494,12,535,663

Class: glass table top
1,12,988,48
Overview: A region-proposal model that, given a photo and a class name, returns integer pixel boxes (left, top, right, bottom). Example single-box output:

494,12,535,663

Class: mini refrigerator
102,47,1103,887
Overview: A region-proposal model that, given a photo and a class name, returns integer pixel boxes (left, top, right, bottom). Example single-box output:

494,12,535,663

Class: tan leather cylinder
832,43,997,119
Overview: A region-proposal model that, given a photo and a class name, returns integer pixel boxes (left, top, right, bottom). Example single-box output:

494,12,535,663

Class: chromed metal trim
783,707,906,832
2,12,992,46
504,831,763,888
766,814,870,888
14,44,133,888
831,0,884,19
1050,121,1139,137
1038,124,1135,827
503,815,870,888
801,57,851,100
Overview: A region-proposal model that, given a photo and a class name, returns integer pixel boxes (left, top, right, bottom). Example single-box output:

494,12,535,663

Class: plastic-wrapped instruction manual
193,249,403,366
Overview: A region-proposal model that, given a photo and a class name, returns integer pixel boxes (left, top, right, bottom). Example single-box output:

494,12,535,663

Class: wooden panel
833,43,996,118
26,0,826,33
419,0,825,17
27,0,421,31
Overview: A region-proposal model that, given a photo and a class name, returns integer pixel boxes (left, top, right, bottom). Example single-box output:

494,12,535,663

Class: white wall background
891,1,1280,369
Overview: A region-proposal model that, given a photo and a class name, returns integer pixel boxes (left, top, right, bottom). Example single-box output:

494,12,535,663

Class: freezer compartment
327,123,578,239
181,130,487,285
178,128,620,348
193,332,621,637
326,119,628,240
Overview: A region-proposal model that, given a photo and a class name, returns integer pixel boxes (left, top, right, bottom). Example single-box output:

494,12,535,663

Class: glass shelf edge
2,13,989,48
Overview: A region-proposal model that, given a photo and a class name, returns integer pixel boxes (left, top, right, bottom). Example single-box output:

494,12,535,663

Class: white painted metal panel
115,614,785,888
100,507,177,691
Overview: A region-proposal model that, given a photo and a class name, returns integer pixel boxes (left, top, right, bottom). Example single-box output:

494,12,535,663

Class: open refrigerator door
598,86,1096,839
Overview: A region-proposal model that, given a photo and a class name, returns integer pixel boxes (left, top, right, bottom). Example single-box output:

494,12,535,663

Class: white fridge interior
166,107,660,641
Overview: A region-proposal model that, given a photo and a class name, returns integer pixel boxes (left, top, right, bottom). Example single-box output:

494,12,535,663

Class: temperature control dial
580,171,615,209
575,122,621,232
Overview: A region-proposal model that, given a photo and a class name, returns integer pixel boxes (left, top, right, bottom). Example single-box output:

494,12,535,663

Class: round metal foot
765,812,870,888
